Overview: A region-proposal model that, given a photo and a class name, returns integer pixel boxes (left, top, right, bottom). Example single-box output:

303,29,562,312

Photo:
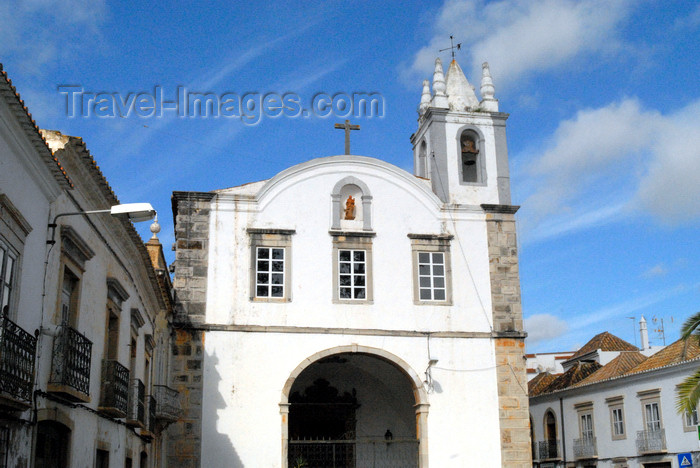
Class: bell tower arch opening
281,346,428,468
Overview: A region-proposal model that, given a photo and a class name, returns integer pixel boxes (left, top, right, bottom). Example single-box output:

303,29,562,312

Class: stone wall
483,204,531,468
167,192,214,468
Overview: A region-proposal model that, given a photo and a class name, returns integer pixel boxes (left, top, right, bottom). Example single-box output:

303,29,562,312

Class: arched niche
331,176,373,231
457,127,485,184
417,140,428,178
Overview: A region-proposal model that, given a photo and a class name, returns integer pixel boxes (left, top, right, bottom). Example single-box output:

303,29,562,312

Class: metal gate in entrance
288,439,419,468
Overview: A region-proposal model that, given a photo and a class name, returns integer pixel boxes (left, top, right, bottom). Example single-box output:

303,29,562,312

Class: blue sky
2,0,699,352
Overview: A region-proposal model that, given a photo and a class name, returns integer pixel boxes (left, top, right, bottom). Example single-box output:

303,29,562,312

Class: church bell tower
411,58,511,206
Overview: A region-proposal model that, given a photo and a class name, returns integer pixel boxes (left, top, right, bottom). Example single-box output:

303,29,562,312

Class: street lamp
47,203,156,244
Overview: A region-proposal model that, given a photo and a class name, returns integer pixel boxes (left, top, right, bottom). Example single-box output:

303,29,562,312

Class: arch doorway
282,348,427,468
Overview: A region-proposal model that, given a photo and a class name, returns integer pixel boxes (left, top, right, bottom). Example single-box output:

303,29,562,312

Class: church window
331,232,373,303
248,228,295,302
408,234,453,305
417,252,446,301
338,250,366,300
256,247,285,298
459,130,482,184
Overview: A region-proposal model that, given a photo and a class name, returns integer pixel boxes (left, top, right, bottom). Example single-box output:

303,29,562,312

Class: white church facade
168,58,530,468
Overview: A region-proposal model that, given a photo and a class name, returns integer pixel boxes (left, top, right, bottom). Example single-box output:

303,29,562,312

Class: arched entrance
281,346,428,468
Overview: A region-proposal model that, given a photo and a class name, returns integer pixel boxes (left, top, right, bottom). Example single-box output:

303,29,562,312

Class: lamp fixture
48,203,156,244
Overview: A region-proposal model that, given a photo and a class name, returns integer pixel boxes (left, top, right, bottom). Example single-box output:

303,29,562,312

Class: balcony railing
288,439,419,468
0,315,37,407
99,359,129,417
126,379,145,427
48,325,92,402
531,441,537,461
573,436,597,459
538,439,560,460
153,385,181,422
636,429,666,454
147,395,156,433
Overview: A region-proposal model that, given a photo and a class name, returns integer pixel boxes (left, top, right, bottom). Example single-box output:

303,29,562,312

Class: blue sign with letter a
678,453,693,467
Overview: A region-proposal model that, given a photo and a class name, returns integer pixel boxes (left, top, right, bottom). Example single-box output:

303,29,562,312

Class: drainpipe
560,397,566,465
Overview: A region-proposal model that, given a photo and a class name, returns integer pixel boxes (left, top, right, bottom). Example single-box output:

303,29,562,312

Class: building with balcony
530,325,700,468
0,64,180,468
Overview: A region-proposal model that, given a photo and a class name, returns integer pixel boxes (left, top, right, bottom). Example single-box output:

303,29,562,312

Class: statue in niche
344,195,356,220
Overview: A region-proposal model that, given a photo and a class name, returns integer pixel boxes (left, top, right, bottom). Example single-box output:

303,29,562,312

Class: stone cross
334,120,360,155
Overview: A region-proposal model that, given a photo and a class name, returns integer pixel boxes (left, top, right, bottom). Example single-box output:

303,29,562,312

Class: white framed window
256,247,285,298
684,408,698,431
606,396,626,441
417,252,446,301
638,389,663,433
338,249,366,300
580,413,594,441
644,402,661,431
248,228,295,302
0,240,17,316
409,234,453,305
331,232,373,303
612,408,624,437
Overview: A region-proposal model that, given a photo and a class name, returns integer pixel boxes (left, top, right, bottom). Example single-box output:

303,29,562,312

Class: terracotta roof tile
627,338,700,374
0,63,72,188
570,332,638,359
541,362,602,394
528,372,558,397
576,351,647,386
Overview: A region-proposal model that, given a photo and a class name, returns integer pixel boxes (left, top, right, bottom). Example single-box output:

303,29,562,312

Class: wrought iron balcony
147,395,156,434
0,315,37,409
99,359,129,417
153,385,181,422
538,439,560,460
126,379,145,427
636,429,666,454
48,324,92,402
573,436,597,459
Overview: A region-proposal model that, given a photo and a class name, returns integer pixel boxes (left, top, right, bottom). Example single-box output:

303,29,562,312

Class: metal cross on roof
334,119,360,155
439,35,462,59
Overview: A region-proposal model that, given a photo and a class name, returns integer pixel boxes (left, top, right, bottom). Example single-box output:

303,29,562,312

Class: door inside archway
287,353,419,468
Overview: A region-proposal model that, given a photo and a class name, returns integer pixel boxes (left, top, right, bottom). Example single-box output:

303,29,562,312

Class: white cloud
642,264,667,279
402,0,633,89
525,313,569,344
519,97,700,242
0,0,107,74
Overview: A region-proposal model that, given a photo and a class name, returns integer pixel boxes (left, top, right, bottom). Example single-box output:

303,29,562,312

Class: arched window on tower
460,130,480,183
418,140,427,178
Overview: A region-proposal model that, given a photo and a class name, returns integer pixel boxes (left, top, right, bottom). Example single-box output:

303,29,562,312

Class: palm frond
680,311,700,341
676,367,700,414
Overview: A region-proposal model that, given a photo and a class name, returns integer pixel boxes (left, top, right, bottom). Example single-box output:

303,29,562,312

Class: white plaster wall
0,107,59,336
205,157,494,333
201,331,503,468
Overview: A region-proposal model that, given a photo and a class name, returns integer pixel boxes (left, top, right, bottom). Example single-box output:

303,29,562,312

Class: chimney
639,315,649,351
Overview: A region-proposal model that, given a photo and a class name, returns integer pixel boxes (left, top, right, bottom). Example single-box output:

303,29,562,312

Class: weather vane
439,35,462,59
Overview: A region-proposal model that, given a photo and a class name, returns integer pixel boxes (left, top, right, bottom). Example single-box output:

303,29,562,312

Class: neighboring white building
0,65,179,468
168,58,531,467
529,330,700,468
527,352,575,381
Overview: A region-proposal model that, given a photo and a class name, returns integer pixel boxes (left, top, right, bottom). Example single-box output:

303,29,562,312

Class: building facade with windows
169,58,530,467
530,331,700,468
0,64,179,468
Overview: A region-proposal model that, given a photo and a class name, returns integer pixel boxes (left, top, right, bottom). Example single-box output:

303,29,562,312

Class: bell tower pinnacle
411,57,511,206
